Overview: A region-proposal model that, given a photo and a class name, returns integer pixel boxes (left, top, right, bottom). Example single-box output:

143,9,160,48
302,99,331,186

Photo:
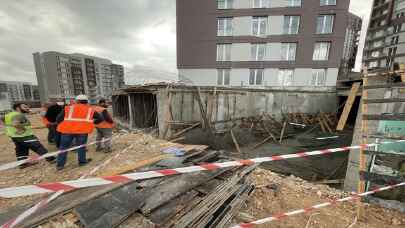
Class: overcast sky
0,0,372,84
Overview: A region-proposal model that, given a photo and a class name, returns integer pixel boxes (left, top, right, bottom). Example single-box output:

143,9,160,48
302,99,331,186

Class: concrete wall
148,87,337,135
178,68,339,87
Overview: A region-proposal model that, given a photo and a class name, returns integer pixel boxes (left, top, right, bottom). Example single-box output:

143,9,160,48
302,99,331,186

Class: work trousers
57,134,88,168
47,124,56,143
96,128,113,150
12,136,49,161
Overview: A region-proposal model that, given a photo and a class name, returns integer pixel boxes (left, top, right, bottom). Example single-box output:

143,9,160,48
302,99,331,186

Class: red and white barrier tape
1,140,404,198
1,141,137,228
231,182,405,228
0,134,122,172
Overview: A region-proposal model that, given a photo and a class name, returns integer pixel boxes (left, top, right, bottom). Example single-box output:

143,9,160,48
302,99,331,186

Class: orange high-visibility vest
93,106,114,129
57,104,95,134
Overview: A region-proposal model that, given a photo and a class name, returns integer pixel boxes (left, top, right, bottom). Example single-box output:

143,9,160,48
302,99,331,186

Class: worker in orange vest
55,95,104,170
94,99,114,153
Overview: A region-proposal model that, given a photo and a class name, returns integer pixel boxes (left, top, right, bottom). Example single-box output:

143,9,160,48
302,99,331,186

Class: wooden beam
279,121,287,144
362,114,405,121
230,129,242,154
162,86,173,139
336,82,360,131
170,122,201,139
363,98,405,104
363,83,405,90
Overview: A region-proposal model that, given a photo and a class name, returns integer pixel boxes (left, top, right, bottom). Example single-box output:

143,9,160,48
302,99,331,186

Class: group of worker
3,95,114,170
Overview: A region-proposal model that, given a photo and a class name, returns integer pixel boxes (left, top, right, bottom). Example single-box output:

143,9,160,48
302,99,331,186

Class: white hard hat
75,94,88,101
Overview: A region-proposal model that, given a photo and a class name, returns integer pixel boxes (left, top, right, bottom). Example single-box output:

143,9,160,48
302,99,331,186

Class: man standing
94,99,114,153
56,95,103,170
44,101,63,145
4,103,55,168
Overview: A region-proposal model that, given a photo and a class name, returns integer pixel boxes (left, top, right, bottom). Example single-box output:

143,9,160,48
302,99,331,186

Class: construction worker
94,99,114,153
56,95,104,170
4,103,55,168
40,102,52,144
44,101,64,145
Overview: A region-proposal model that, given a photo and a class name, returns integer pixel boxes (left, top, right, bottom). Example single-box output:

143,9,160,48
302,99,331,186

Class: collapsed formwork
112,84,338,137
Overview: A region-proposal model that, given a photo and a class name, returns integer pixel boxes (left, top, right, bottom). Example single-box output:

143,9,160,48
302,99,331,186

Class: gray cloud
0,0,177,84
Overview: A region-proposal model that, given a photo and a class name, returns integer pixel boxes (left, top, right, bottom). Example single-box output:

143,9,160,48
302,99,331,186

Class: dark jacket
45,104,63,123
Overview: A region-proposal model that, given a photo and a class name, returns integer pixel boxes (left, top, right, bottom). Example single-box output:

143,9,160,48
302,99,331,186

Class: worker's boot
104,148,112,153
79,158,93,166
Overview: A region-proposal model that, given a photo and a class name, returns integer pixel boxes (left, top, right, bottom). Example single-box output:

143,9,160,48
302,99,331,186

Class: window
313,42,331,60
283,16,300,34
252,16,267,36
311,69,327,86
217,18,233,36
217,69,231,85
320,0,336,6
252,0,269,8
371,51,380,58
316,15,334,34
217,44,232,61
287,0,301,7
249,69,264,85
251,43,266,61
281,43,297,60
373,40,383,48
218,0,233,9
278,69,294,86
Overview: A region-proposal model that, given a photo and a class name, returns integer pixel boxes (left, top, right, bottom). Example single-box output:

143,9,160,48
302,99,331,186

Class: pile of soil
234,168,405,228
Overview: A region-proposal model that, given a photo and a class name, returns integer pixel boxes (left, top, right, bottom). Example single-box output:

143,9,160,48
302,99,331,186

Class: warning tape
0,134,123,172
1,140,404,198
1,140,137,228
231,182,405,228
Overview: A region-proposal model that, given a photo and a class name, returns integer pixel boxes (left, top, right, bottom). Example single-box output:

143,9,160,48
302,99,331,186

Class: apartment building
177,0,361,89
33,52,125,102
363,0,405,69
0,81,39,103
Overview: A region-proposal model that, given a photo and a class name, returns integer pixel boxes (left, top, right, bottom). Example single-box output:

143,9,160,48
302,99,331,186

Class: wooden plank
363,150,405,157
336,82,360,131
162,87,173,139
363,82,405,90
230,129,242,154
99,154,172,176
362,114,405,121
279,121,287,144
169,122,201,139
195,87,211,130
358,69,368,219
363,98,405,104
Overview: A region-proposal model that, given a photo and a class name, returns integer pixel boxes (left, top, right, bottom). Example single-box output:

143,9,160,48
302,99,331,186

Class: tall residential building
33,51,125,102
177,0,362,89
363,0,405,70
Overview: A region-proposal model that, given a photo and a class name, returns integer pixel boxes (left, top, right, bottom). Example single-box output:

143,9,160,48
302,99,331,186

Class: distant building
0,81,40,111
363,0,405,69
177,0,362,89
33,51,125,102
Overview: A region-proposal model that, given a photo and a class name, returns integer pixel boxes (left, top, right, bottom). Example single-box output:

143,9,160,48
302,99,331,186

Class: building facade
363,0,405,70
0,81,40,111
177,0,361,89
33,51,125,102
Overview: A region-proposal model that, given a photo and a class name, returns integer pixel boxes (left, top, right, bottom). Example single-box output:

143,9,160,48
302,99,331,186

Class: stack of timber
0,145,257,228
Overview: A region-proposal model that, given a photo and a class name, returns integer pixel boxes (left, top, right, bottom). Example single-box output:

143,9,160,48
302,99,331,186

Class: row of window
217,68,328,86
217,42,331,61
217,0,336,9
218,15,334,36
